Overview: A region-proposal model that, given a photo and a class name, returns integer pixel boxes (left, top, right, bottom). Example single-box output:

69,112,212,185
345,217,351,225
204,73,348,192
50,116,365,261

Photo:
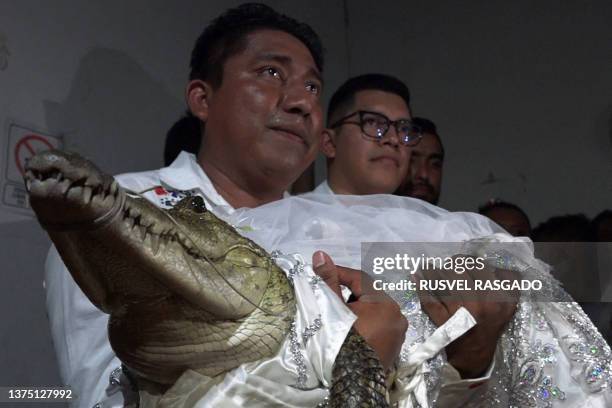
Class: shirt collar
159,151,231,210
313,180,335,195
160,151,292,211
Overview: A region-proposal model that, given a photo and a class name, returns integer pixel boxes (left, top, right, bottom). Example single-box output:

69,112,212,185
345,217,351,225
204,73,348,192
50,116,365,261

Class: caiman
24,150,389,407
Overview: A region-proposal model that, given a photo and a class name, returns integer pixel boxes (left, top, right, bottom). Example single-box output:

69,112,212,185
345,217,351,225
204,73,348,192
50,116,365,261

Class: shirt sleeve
45,245,125,408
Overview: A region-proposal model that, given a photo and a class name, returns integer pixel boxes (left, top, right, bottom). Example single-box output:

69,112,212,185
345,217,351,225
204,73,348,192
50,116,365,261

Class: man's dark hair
411,116,445,158
532,214,593,242
592,210,612,229
327,73,411,125
163,113,201,166
190,3,323,88
411,117,437,136
592,210,612,241
479,200,530,224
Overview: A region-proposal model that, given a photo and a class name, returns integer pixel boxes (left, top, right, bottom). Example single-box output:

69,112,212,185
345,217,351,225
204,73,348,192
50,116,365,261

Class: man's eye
305,82,320,95
397,124,410,133
261,67,282,79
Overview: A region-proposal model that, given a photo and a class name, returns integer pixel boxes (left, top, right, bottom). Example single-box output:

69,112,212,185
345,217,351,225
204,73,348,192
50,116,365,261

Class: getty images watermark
361,242,612,302
371,252,542,292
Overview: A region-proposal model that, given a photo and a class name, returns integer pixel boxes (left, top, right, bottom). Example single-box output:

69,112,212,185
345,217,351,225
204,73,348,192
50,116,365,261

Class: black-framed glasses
330,110,423,146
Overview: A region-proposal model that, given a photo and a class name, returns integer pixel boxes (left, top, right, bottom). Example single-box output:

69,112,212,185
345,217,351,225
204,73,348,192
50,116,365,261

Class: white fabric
45,152,354,408
153,253,356,408
392,307,477,408
312,180,334,195
312,180,499,408
228,189,612,407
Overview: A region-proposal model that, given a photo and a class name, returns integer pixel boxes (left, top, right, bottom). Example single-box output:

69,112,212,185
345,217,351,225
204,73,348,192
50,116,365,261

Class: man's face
401,132,443,204
200,29,323,191
325,90,412,195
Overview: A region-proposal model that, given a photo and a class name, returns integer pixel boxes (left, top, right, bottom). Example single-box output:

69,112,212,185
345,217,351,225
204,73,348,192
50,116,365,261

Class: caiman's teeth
150,234,160,255
59,179,71,194
139,225,147,241
68,185,83,200
110,181,118,195
150,224,164,236
82,186,92,204
91,193,104,206
129,207,141,219
125,216,134,229
25,179,31,191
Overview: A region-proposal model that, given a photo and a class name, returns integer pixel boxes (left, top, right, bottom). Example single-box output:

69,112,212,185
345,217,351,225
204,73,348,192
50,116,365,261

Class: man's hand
313,251,407,370
417,257,518,378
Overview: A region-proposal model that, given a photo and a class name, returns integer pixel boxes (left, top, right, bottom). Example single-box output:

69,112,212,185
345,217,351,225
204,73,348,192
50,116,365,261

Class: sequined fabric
391,252,612,407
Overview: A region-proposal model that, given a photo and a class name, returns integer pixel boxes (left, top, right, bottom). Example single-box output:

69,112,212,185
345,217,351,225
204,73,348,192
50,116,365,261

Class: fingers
347,300,408,370
313,250,378,297
417,265,468,315
335,265,371,298
415,268,451,326
419,298,451,327
312,251,343,299
493,267,521,304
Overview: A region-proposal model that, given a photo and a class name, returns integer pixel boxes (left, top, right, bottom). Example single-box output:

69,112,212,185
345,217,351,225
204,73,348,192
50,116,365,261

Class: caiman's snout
24,150,120,230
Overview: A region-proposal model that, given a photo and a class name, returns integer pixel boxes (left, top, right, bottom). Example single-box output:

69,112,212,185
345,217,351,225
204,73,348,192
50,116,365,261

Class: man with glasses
312,73,612,407
395,117,445,205
317,73,422,195
316,73,511,404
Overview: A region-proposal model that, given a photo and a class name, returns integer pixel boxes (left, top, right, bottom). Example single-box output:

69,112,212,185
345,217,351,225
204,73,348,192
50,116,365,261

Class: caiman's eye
190,196,207,213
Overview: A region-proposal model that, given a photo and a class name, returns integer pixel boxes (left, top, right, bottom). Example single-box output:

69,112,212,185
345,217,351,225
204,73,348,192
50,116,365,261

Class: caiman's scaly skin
25,150,389,406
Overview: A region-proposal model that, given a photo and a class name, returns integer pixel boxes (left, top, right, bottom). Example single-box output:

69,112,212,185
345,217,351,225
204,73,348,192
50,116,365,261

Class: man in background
317,73,517,405
479,199,532,237
394,117,444,205
163,112,200,166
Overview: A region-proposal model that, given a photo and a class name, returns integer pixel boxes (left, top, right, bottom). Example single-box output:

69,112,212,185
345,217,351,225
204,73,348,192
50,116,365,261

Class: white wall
345,0,612,224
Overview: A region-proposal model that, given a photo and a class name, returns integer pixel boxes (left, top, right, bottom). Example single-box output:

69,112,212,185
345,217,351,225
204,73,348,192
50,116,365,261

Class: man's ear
186,79,213,122
320,128,337,159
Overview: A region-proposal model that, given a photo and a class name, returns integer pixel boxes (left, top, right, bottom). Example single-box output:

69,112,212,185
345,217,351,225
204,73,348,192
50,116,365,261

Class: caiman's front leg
328,328,389,407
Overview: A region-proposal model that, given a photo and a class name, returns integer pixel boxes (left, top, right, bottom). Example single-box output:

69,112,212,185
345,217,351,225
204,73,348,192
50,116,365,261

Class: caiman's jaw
25,150,120,229
25,151,205,259
25,150,271,319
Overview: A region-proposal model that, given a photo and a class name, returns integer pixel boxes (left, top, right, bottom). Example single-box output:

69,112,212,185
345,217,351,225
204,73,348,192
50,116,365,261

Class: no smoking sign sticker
2,123,62,213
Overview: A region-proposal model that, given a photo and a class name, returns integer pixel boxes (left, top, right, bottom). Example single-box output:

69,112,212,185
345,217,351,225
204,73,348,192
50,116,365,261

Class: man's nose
412,161,429,180
379,126,401,148
280,82,316,117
